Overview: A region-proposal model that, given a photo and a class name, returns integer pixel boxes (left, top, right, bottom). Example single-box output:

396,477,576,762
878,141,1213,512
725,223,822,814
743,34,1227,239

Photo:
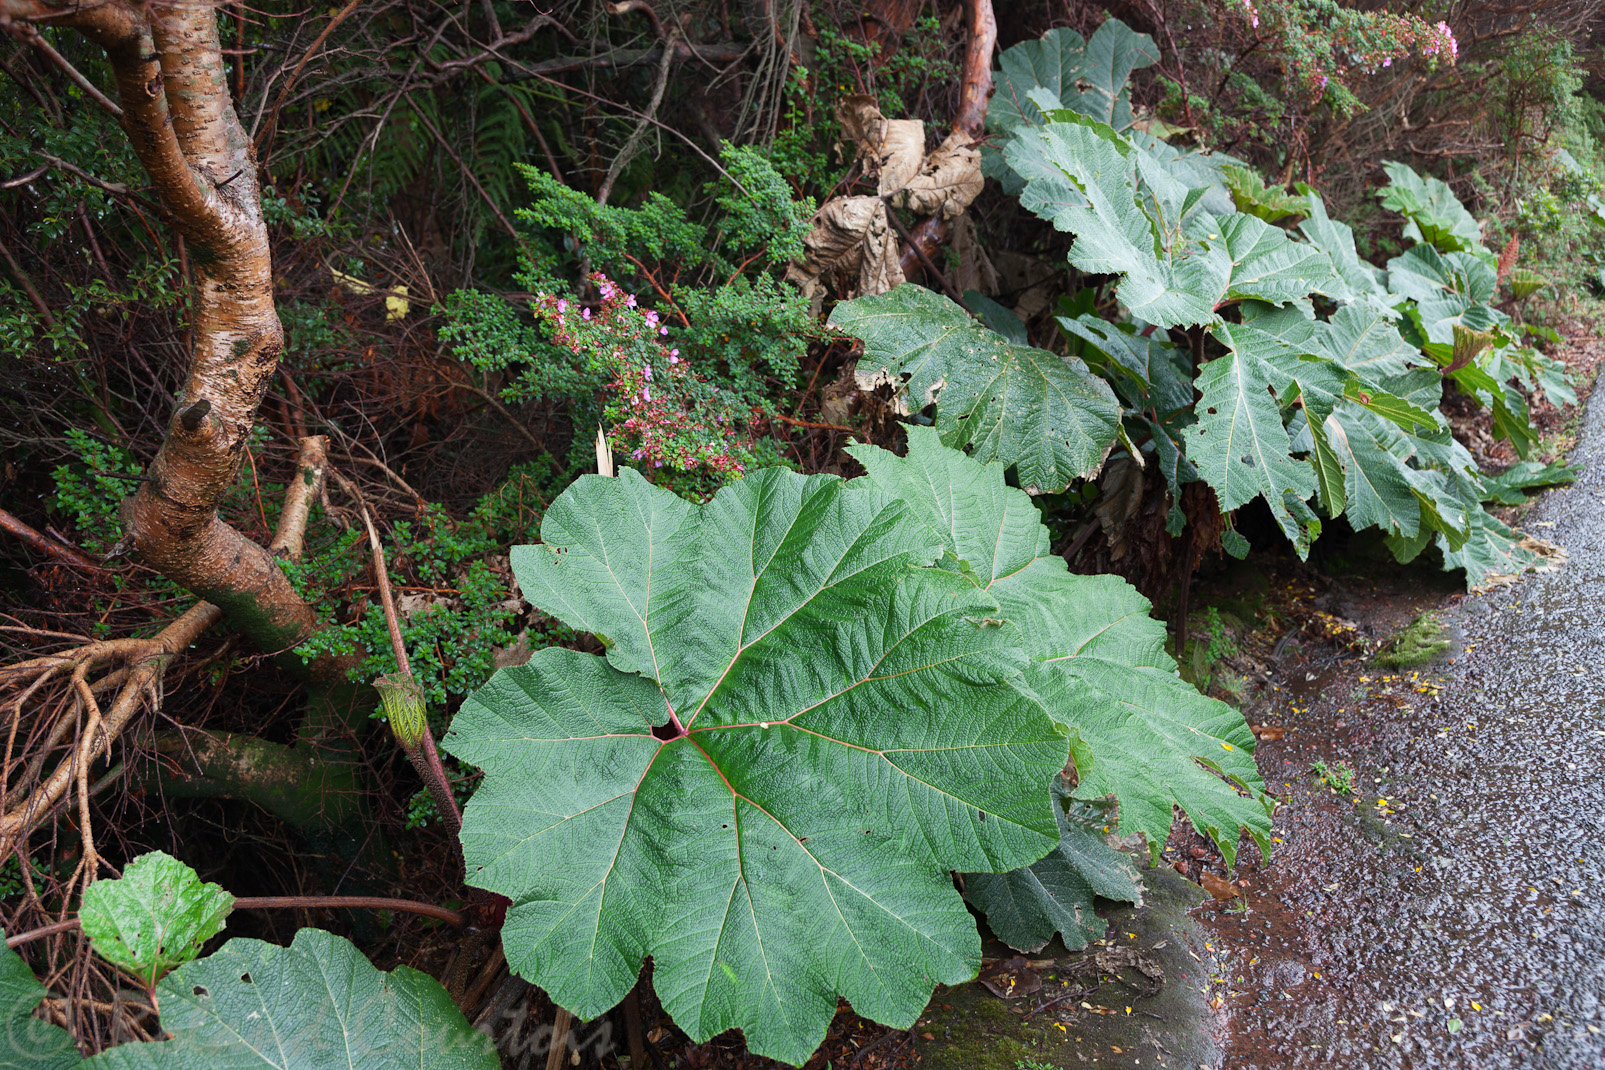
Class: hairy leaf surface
448,466,1072,1065
830,285,1121,492
86,929,496,1069
848,429,1273,866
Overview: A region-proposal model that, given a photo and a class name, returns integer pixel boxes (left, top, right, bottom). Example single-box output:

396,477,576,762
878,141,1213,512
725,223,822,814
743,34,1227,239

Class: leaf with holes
79,852,233,991
1182,325,1318,550
830,284,1121,492
84,928,497,1069
445,465,1072,1066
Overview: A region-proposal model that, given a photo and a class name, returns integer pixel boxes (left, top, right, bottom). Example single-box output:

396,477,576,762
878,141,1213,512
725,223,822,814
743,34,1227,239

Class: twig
5,21,122,117
254,0,363,154
267,436,327,560
881,197,971,311
769,411,857,434
597,28,678,207
0,509,106,573
407,99,526,246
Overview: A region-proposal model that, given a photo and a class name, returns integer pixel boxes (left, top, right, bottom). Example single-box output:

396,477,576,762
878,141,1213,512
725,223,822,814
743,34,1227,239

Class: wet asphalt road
1208,388,1605,1068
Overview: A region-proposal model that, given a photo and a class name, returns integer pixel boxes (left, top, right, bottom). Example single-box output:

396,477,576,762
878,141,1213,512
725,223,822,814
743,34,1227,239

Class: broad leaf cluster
832,19,1572,589
444,434,1273,1065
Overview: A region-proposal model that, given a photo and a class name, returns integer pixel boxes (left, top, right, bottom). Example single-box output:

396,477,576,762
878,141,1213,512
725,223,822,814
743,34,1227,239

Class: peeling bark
5,0,318,655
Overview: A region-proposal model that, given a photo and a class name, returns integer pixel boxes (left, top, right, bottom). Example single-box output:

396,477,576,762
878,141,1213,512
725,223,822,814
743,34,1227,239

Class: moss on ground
1374,613,1450,669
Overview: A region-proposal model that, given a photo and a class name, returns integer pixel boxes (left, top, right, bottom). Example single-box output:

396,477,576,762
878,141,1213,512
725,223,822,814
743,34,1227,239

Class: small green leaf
79,852,233,990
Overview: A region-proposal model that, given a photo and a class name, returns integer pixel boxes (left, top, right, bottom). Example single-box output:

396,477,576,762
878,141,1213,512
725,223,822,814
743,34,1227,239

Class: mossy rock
1374,613,1450,669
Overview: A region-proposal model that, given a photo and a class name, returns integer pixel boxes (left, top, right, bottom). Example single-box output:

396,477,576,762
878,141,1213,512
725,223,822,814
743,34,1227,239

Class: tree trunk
4,0,320,656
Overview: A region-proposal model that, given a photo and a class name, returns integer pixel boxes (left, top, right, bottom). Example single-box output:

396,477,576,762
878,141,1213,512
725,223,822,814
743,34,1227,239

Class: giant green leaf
962,782,1142,954
1005,118,1215,328
1314,304,1419,381
1184,212,1343,309
846,427,1168,670
1006,120,1336,327
1183,326,1318,549
848,428,1272,868
1032,661,1274,867
989,21,1158,134
1298,187,1392,308
0,943,80,1069
1324,404,1432,539
79,852,233,991
1378,161,1485,255
830,285,1121,492
1387,244,1495,305
447,466,1071,1065
1439,509,1539,589
85,929,496,1069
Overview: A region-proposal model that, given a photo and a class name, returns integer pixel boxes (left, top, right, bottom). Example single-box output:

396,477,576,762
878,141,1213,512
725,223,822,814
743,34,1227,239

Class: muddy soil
1194,379,1605,1068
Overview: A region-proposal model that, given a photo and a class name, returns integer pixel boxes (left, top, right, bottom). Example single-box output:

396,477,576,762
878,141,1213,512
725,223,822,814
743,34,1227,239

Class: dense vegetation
1,0,1601,1065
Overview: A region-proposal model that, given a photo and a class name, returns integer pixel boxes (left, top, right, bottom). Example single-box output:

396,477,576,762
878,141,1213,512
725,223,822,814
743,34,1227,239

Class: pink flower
557,299,568,313
582,307,591,320
659,326,669,335
643,364,652,381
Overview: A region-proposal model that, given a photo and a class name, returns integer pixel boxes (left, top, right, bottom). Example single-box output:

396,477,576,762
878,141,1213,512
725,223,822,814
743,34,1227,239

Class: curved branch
3,0,322,656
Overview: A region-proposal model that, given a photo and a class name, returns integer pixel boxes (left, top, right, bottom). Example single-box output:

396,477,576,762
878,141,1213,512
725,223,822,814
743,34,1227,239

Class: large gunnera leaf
1378,161,1485,256
830,284,1120,493
1182,324,1318,548
446,466,1070,1066
85,928,496,1069
848,429,1273,868
989,20,1158,134
0,942,80,1069
1004,118,1337,327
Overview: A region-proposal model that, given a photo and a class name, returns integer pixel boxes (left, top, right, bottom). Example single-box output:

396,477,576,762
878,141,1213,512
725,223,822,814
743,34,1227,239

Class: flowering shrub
1228,1,1457,111
532,274,756,486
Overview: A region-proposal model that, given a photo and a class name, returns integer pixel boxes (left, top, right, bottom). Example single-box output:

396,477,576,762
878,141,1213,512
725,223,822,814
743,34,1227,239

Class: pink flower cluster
1421,21,1458,61
534,274,749,478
